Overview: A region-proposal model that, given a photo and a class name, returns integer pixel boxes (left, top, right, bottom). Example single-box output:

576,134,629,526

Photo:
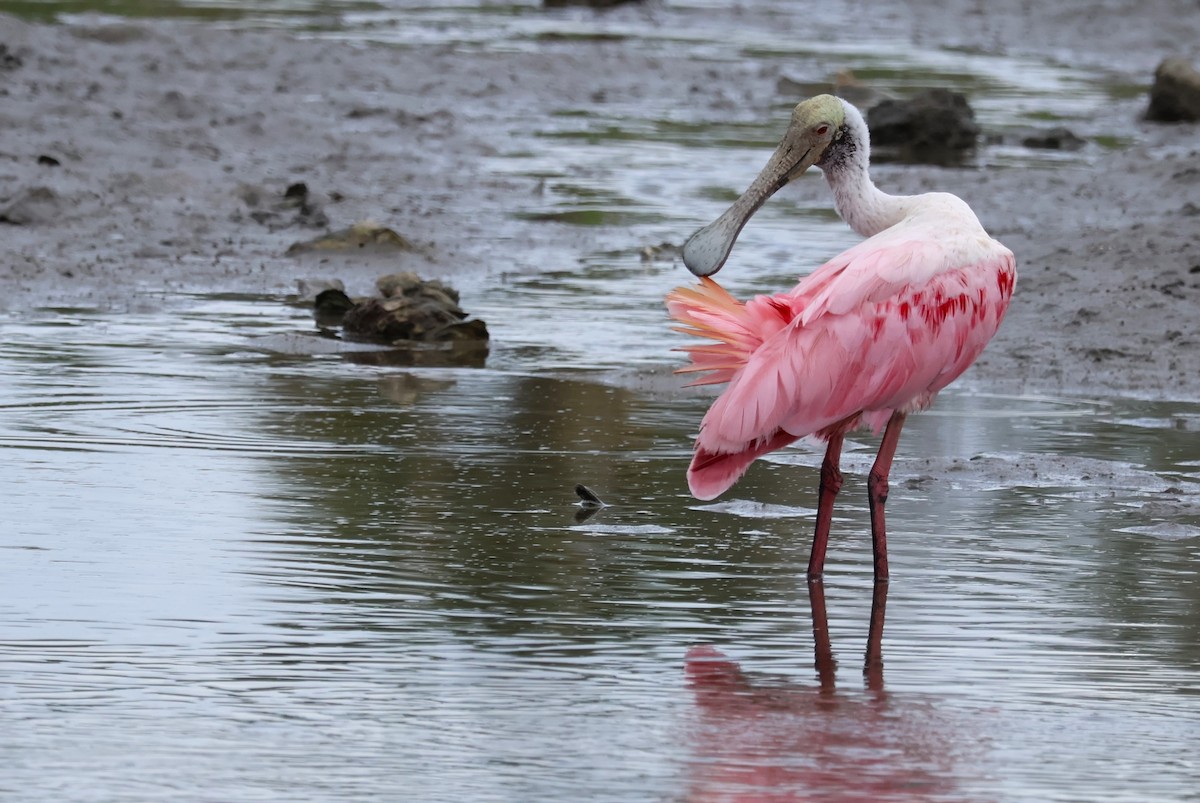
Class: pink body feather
668,203,1016,501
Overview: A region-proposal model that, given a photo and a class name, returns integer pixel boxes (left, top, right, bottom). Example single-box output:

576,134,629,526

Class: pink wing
668,233,1016,500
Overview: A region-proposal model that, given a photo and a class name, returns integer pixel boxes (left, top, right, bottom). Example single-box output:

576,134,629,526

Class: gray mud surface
1,1,1198,399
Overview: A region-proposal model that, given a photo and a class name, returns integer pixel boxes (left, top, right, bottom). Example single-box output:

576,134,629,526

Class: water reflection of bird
684,582,964,800
667,95,1016,580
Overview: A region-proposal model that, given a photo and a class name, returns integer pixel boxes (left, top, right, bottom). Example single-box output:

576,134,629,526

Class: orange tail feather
666,277,788,387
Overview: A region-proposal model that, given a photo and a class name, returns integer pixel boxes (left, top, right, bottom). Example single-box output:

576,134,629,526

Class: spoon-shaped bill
682,129,828,277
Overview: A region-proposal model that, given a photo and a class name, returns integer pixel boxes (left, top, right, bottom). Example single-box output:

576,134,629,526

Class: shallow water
3,293,1199,802
4,2,1200,801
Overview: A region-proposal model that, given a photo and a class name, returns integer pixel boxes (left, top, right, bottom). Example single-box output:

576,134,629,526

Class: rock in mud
1021,126,1087,151
1145,57,1200,122
237,181,329,231
286,221,418,256
315,272,489,346
0,43,22,71
866,89,980,165
0,186,62,225
312,287,356,328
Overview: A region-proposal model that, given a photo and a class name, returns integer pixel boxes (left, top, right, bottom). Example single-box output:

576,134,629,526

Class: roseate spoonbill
667,94,1016,581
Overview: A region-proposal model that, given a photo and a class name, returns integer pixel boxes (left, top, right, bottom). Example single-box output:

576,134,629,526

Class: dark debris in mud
0,42,21,71
312,271,489,348
237,182,329,231
0,186,60,225
1019,127,1087,151
286,221,420,256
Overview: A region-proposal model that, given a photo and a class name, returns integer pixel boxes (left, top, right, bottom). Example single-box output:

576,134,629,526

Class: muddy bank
0,2,1198,400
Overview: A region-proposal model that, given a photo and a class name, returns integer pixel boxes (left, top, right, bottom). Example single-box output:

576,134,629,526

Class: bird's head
681,94,845,277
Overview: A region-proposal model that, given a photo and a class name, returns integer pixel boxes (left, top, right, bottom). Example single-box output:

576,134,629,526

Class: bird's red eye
815,124,831,136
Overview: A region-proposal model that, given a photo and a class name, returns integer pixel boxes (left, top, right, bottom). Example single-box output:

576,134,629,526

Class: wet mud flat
0,0,1199,402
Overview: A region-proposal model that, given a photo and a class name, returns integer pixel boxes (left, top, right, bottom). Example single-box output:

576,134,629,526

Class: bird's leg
807,433,844,579
867,411,907,582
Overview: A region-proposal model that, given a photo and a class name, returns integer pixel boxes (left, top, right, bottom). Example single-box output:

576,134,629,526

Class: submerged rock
867,89,980,165
1145,57,1200,122
342,297,487,344
314,272,489,347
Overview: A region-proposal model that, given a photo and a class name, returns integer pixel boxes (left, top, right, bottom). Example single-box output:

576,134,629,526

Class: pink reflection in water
683,583,973,802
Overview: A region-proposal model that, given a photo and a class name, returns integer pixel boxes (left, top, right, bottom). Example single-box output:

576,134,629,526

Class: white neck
822,100,912,238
